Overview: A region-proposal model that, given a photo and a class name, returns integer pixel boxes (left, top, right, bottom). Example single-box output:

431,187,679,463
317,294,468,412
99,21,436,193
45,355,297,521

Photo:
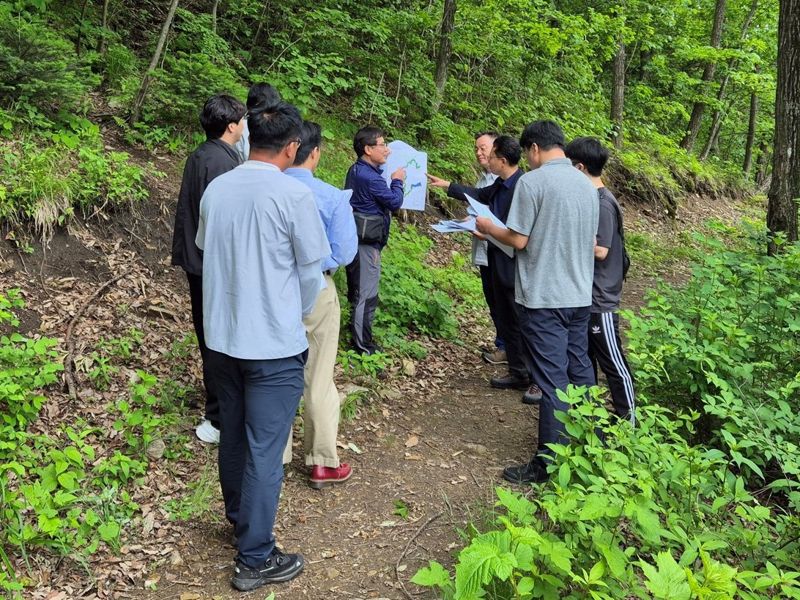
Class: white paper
463,195,514,258
383,140,427,211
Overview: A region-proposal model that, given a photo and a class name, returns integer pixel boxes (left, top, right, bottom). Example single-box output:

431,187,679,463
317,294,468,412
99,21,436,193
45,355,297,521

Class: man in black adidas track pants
566,137,636,425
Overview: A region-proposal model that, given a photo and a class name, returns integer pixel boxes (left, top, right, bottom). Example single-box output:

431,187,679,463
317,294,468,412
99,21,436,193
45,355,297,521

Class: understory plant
413,387,800,599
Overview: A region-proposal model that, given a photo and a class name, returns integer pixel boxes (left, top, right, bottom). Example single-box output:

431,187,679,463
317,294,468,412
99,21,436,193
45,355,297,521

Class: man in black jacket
429,136,540,400
171,94,246,444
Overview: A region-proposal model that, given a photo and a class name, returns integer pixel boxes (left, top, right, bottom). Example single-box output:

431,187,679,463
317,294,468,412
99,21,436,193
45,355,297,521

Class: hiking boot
521,384,543,404
490,373,530,391
482,349,508,365
195,419,220,444
502,460,549,485
231,548,305,591
309,464,352,489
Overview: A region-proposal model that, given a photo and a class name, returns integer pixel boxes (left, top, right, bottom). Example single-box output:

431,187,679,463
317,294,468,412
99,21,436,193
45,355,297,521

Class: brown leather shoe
482,349,508,365
309,464,352,489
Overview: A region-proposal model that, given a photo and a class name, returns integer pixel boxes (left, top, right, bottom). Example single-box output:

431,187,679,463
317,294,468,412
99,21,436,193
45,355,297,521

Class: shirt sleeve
329,190,358,267
195,191,208,250
298,260,323,316
505,176,538,237
291,190,332,266
596,201,616,249
369,175,404,212
447,183,493,204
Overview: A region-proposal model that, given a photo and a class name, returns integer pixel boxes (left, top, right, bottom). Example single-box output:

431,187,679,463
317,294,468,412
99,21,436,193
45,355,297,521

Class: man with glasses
197,102,330,591
345,126,406,355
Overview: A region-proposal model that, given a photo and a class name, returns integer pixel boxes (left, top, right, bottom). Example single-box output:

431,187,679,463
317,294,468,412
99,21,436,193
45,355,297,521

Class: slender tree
681,0,727,151
432,0,456,114
97,0,111,56
611,34,626,149
743,85,759,176
767,0,799,252
130,0,180,126
212,0,220,34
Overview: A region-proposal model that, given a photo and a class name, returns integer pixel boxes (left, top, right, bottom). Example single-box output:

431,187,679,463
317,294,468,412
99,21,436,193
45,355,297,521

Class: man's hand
475,216,494,236
426,173,450,189
391,167,407,182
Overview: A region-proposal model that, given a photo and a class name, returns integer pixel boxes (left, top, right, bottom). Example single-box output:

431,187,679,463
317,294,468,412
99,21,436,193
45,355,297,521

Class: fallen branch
64,271,129,400
395,511,443,600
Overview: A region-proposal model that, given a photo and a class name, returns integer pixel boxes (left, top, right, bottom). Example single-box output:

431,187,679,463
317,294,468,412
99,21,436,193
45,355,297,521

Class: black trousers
491,277,528,380
588,311,636,425
186,272,220,427
479,265,505,350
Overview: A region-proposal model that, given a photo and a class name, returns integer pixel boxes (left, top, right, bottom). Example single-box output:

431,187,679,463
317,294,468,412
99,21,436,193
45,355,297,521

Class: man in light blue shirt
285,121,358,489
196,102,330,592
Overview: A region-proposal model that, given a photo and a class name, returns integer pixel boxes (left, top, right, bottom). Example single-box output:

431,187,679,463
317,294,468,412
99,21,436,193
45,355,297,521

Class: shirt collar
501,169,523,188
356,157,384,175
285,167,314,180
241,160,281,171
541,157,572,168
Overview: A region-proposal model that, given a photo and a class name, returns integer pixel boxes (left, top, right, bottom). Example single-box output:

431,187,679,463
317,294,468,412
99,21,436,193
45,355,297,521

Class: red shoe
309,464,352,489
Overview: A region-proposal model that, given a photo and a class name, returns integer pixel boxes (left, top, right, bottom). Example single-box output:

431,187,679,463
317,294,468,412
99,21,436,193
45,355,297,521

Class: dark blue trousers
516,306,595,457
209,349,306,568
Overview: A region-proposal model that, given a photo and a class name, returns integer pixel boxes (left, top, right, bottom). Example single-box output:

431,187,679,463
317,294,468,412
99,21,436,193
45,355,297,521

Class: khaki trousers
284,275,342,467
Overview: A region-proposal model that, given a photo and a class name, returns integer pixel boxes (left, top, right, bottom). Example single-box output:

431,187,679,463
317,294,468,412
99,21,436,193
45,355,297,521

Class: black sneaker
521,383,543,404
490,373,530,391
231,548,305,591
502,460,549,485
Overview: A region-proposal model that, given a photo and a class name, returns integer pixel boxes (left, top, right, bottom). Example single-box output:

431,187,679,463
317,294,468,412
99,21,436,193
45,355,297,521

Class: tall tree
211,0,220,34
610,34,626,149
130,0,180,126
432,0,456,114
681,0,727,151
97,0,111,56
767,0,799,252
743,87,759,176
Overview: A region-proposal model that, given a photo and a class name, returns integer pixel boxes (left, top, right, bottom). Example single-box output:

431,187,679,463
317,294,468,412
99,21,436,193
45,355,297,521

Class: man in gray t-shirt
476,121,598,485
566,137,636,426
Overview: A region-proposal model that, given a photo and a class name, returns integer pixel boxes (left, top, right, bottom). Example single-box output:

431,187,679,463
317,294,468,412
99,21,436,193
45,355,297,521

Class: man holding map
345,126,406,355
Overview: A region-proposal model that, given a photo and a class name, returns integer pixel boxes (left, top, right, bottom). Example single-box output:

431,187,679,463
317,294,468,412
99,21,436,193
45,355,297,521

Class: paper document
463,195,515,258
382,141,427,211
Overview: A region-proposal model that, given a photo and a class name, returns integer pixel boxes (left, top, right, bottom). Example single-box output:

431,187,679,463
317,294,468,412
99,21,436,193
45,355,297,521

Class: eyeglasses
368,142,389,148
291,138,302,146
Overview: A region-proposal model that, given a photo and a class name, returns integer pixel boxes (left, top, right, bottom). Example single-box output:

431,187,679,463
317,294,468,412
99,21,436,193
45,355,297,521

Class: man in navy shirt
344,126,406,355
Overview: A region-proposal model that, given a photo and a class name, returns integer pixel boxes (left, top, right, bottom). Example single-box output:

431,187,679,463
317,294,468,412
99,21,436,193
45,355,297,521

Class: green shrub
625,234,800,506
0,4,97,113
413,387,800,599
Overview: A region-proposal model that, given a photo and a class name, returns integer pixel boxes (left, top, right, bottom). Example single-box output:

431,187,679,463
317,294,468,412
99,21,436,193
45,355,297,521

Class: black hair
492,135,521,166
519,120,565,151
246,82,281,111
564,136,610,177
248,101,302,153
475,131,499,140
293,120,323,165
199,94,247,140
353,126,384,157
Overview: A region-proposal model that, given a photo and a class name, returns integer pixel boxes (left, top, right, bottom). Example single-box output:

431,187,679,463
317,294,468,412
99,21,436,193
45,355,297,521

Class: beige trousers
284,275,342,467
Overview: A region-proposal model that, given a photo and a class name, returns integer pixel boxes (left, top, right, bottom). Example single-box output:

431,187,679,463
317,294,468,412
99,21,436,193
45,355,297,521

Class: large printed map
382,140,427,211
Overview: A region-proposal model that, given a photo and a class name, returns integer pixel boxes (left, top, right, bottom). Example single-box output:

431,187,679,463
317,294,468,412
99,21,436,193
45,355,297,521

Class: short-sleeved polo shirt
505,158,599,309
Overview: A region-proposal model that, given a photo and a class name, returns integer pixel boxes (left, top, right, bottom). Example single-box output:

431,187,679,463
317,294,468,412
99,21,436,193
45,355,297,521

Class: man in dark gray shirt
566,137,635,425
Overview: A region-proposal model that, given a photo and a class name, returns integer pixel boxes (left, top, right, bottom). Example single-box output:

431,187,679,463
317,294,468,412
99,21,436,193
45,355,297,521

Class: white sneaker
195,419,220,444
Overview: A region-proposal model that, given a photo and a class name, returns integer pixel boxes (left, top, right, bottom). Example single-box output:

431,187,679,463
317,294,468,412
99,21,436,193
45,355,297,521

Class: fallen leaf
404,435,419,448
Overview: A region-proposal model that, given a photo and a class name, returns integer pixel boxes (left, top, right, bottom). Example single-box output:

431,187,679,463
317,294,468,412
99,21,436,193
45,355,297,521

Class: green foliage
413,387,800,599
0,3,97,113
626,234,800,507
337,350,392,380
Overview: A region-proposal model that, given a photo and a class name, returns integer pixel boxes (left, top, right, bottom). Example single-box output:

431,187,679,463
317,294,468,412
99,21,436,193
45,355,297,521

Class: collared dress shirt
196,161,331,360
285,167,358,273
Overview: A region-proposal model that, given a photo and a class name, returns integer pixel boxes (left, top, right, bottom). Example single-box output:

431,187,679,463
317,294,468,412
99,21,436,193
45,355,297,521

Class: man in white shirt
197,101,330,591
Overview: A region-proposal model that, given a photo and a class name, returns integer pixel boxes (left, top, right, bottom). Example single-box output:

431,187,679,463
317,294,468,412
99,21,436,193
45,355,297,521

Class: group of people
170,81,636,592
429,125,636,484
171,83,407,591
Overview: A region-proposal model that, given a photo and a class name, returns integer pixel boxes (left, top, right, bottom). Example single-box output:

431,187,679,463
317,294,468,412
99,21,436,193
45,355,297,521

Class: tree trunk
432,0,457,114
743,90,759,176
249,0,270,65
681,0,727,151
700,0,759,160
767,0,800,252
212,0,220,34
75,0,90,56
610,36,626,149
97,0,111,55
129,0,180,126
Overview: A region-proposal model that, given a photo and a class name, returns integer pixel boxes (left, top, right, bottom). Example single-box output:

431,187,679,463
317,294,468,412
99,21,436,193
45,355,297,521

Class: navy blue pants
209,349,306,568
516,306,595,456
479,265,505,350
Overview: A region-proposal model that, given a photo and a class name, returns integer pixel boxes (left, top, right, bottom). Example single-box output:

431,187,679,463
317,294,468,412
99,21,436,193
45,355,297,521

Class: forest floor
0,147,754,600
